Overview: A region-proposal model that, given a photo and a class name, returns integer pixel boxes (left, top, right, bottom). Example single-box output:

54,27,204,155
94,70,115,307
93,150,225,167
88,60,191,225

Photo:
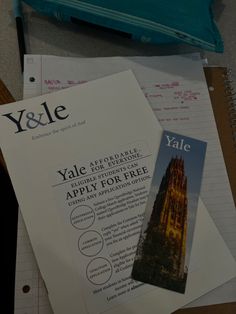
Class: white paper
22,53,236,308
1,70,235,314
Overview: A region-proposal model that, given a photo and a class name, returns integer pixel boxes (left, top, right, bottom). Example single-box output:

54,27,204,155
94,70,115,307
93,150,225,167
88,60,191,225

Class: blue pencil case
22,0,224,52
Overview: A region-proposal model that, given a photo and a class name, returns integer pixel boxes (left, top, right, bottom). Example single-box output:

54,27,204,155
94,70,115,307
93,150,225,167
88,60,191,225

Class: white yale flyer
0,71,162,314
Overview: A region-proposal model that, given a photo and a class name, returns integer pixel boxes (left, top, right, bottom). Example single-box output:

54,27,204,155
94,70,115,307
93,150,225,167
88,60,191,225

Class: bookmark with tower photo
132,130,207,293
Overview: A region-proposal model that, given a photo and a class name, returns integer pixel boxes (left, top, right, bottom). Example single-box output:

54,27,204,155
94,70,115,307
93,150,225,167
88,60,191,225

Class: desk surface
1,1,236,313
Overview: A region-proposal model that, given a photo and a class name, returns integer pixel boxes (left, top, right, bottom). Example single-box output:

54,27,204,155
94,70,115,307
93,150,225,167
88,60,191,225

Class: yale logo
2,102,69,133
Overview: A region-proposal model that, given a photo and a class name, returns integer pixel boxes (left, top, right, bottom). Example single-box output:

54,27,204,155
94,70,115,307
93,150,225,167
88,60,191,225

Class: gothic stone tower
146,156,188,279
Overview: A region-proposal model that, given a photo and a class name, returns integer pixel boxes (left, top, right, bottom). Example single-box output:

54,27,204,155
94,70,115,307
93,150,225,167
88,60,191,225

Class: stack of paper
1,53,235,314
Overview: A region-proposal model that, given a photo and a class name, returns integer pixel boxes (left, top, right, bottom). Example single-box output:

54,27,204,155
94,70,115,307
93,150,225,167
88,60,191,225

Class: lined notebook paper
14,213,53,314
15,53,236,313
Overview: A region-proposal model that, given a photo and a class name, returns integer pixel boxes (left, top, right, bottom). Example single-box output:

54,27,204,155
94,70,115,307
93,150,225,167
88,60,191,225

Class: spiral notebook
16,55,236,314
204,67,236,206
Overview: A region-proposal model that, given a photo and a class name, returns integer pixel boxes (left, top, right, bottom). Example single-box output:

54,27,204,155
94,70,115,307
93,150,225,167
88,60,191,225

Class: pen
13,0,26,72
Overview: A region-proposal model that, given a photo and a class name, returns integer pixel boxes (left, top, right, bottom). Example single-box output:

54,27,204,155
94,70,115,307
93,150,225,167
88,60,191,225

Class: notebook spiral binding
223,69,236,147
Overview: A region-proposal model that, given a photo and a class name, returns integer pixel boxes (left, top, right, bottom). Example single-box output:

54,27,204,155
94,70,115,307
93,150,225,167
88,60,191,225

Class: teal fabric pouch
22,0,224,52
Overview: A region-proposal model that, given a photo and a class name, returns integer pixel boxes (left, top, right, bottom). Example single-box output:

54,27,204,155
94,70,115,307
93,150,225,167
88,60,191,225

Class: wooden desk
0,80,18,314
